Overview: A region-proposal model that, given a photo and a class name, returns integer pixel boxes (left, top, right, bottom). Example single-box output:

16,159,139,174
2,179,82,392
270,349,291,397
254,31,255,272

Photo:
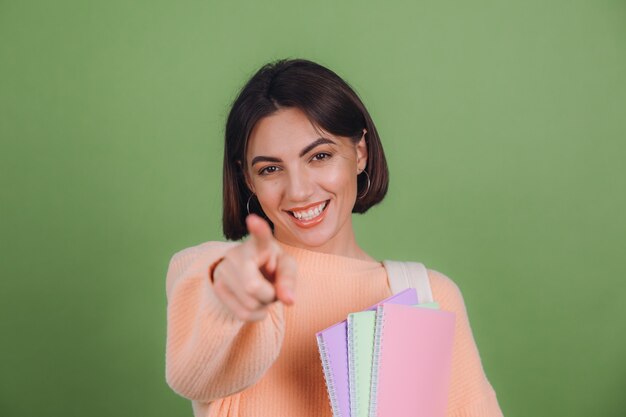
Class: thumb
274,252,297,305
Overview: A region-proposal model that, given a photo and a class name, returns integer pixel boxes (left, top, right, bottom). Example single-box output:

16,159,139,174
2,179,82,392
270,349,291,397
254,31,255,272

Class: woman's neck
275,228,377,263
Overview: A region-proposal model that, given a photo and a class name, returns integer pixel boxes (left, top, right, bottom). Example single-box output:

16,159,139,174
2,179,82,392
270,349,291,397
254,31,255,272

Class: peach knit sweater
165,240,503,417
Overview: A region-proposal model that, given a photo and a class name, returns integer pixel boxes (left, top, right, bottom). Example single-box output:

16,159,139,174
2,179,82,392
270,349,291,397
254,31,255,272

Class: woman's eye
259,166,279,175
312,152,331,161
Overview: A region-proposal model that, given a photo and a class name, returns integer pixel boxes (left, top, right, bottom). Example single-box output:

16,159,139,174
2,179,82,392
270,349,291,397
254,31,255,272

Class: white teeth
291,201,327,221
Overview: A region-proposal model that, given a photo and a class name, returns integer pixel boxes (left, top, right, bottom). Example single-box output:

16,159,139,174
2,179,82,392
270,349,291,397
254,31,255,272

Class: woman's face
245,107,367,252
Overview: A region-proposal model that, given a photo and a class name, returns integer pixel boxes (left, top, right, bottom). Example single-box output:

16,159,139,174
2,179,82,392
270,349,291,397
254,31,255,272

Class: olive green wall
1,1,625,416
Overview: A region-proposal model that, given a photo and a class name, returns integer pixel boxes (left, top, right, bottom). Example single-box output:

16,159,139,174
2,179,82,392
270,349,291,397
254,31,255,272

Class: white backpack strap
382,260,434,303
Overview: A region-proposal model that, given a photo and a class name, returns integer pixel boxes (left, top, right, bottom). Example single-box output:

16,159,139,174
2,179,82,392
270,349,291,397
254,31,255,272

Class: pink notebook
316,289,419,417
369,304,456,417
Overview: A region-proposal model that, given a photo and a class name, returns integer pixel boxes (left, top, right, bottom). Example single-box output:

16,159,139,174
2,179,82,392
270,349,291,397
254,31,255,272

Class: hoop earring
246,194,255,215
357,170,371,200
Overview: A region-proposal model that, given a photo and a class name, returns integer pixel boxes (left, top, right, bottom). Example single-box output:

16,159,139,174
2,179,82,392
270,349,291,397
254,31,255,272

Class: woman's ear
356,129,368,173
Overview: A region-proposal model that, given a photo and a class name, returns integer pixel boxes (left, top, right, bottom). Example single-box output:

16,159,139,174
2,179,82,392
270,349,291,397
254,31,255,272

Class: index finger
246,214,275,252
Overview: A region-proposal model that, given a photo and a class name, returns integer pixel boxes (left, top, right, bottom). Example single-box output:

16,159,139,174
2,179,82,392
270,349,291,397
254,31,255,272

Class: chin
294,234,333,249
281,222,341,249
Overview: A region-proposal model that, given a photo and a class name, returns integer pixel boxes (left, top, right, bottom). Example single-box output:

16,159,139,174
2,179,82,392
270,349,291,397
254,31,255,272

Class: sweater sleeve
165,241,286,402
428,269,504,417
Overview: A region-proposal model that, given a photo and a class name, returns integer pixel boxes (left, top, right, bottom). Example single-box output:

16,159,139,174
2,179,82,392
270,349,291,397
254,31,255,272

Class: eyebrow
250,137,336,166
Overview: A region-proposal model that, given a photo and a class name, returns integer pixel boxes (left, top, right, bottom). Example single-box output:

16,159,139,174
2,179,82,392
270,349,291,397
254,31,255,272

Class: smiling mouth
288,200,329,221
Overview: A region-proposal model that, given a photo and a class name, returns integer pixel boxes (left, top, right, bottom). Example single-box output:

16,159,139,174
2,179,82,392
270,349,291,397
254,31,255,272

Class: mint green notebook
346,302,439,417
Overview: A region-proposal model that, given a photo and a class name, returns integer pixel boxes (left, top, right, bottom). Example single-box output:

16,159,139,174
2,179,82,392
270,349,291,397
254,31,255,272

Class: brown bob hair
222,58,389,240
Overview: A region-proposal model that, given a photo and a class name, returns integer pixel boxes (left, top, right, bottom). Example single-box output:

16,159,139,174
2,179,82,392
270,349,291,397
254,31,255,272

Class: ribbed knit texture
165,240,503,417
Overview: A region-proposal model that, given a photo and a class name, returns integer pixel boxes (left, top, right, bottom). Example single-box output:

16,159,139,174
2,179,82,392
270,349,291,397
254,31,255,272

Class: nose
286,168,314,203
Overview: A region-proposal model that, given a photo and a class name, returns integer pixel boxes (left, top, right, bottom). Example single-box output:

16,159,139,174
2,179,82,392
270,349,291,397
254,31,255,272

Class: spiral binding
317,334,342,417
368,305,386,417
347,315,359,417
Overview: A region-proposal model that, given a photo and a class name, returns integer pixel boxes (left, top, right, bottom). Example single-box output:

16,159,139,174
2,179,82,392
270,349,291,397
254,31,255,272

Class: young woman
165,59,503,417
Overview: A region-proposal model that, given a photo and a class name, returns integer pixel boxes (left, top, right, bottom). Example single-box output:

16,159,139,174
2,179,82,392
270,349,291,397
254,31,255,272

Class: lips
285,200,330,227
